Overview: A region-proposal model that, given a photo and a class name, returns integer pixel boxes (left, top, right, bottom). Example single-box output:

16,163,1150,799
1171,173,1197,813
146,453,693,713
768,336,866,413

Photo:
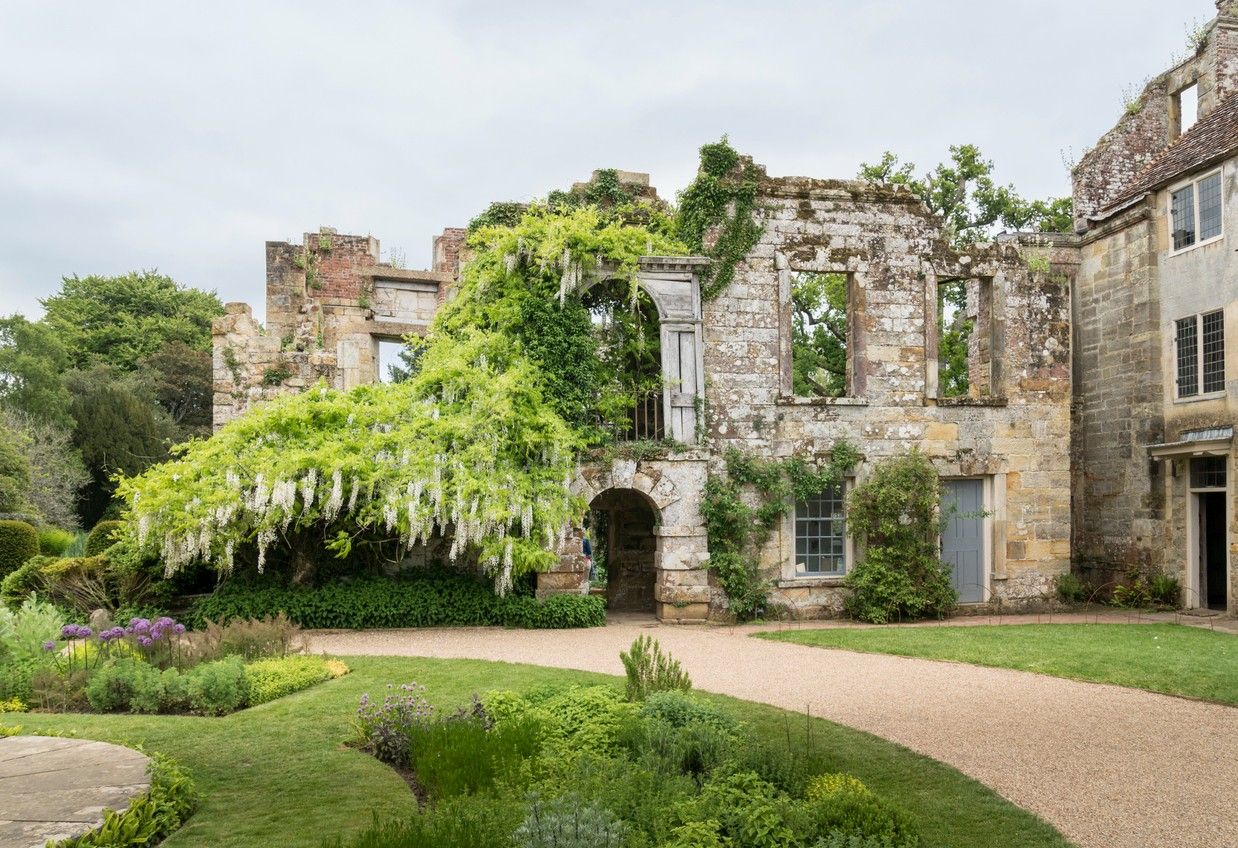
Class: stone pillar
536,527,590,600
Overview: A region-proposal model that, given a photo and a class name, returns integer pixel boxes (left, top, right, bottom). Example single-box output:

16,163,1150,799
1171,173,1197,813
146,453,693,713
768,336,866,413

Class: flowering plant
45,615,190,673
355,682,434,765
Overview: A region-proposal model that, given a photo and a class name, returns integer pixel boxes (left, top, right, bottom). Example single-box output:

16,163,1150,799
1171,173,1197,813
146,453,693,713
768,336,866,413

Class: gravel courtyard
310,618,1238,848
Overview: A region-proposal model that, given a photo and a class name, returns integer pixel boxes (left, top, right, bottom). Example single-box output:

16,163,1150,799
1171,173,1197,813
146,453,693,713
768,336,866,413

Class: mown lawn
755,623,1238,705
3,656,1072,848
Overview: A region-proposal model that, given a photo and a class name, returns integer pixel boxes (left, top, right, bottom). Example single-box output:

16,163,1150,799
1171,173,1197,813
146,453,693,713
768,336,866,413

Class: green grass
2,656,1072,848
755,623,1238,705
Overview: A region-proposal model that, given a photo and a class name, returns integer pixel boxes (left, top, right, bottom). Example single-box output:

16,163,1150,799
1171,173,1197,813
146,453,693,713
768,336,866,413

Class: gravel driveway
309,619,1238,848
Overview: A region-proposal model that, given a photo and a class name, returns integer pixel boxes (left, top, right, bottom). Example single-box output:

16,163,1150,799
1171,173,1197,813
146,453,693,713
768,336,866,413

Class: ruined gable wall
702,174,1075,615
1073,4,1238,228
212,228,448,428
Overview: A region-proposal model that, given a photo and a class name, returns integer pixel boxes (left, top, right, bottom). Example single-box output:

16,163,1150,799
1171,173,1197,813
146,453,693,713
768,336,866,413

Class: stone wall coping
365,267,453,284
936,396,1010,408
775,395,869,407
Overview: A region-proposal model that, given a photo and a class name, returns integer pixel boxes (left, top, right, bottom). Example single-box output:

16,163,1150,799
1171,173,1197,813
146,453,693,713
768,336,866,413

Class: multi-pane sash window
1177,310,1225,398
795,485,846,575
1171,171,1224,251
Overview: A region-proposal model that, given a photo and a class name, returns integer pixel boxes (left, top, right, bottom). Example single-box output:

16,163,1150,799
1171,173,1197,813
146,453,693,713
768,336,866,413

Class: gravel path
310,619,1238,848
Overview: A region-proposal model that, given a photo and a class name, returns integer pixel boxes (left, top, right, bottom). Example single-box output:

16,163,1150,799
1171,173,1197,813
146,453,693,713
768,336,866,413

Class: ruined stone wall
212,227,451,428
1073,3,1238,228
701,172,1075,616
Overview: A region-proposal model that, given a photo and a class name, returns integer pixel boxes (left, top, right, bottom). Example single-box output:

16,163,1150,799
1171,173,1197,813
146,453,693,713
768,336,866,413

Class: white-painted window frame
1169,169,1225,256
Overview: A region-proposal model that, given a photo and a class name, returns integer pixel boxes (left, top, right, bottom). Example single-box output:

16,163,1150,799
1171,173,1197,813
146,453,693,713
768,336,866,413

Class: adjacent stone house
1071,0,1238,614
214,0,1238,620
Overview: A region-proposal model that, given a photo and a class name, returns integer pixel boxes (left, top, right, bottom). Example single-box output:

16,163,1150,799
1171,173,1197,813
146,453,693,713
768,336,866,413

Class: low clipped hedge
0,520,38,580
85,520,125,557
190,573,606,630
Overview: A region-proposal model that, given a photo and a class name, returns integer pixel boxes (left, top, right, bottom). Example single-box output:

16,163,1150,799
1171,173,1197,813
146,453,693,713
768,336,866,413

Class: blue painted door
942,479,985,603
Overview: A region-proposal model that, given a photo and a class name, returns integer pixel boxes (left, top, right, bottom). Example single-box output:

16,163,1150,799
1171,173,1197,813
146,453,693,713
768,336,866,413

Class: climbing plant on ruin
119,204,687,590
675,137,765,300
701,443,859,620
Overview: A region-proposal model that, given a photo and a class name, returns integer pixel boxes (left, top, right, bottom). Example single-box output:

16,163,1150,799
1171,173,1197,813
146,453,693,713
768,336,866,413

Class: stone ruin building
214,0,1238,621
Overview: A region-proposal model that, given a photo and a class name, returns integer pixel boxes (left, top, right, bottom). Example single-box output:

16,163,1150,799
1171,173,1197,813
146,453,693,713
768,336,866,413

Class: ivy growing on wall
675,137,765,300
700,443,859,620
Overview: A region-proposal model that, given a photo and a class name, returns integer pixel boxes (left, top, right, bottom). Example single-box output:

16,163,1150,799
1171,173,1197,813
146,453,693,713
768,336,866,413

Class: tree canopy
40,270,223,370
0,315,74,428
858,144,1073,247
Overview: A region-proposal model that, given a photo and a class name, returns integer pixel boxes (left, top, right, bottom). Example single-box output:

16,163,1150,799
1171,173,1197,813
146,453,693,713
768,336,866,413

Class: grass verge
3,656,1071,848
755,623,1237,705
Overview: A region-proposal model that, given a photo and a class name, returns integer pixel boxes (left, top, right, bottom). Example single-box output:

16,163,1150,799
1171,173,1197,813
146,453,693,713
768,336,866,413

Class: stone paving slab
0,737,150,848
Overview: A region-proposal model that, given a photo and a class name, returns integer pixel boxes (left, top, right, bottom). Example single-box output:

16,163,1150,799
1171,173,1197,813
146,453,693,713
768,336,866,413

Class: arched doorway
589,488,658,613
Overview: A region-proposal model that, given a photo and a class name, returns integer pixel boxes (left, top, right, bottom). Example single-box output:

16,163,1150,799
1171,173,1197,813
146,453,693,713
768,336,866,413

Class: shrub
677,770,798,848
244,655,334,705
408,711,543,799
843,451,958,624
639,690,740,735
0,594,63,662
1,555,55,605
85,657,164,713
39,555,113,612
1110,572,1179,609
38,526,76,556
189,573,606,630
84,520,125,556
0,519,38,579
1053,572,1090,603
51,753,197,848
620,634,691,701
185,656,250,715
513,794,627,848
355,682,434,764
804,773,920,848
0,696,24,712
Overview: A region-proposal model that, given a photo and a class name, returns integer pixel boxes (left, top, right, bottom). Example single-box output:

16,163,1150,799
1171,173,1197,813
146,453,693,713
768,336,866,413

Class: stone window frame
775,251,866,405
924,269,1005,403
777,476,856,587
1168,169,1225,256
1173,309,1226,402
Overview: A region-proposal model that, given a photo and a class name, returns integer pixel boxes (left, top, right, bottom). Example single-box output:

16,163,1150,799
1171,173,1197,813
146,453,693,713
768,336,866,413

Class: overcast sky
0,1,1217,322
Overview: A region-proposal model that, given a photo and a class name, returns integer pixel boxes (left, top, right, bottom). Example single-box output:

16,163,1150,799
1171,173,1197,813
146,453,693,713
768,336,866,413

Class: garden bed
1,597,347,715
2,655,1071,848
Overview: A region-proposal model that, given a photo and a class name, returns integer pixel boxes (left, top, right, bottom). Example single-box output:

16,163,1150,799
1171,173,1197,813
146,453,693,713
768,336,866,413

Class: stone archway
590,488,659,613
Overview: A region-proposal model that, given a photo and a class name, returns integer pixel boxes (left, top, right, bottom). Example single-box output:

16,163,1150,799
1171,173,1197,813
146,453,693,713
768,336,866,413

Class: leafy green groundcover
4,657,1071,848
755,623,1238,705
190,574,606,630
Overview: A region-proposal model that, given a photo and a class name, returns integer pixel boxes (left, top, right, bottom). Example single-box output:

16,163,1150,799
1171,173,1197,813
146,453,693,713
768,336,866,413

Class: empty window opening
1176,310,1225,398
937,279,973,397
935,277,998,398
1171,171,1223,251
377,339,409,383
582,279,663,440
1177,83,1199,137
795,484,846,575
791,271,849,397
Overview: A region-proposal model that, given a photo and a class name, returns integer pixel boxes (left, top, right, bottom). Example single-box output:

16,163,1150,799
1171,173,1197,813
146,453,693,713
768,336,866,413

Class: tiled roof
1100,95,1238,215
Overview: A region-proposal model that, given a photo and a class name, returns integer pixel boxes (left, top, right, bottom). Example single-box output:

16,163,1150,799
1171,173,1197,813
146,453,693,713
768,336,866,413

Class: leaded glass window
795,485,846,575
1177,316,1199,397
1202,310,1225,393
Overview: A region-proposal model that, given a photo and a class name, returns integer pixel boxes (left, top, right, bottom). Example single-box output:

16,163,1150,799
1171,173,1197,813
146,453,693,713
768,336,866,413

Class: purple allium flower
42,640,56,652
173,623,186,635
61,624,78,638
129,618,151,633
137,635,154,648
77,626,92,639
155,616,176,628
99,627,125,642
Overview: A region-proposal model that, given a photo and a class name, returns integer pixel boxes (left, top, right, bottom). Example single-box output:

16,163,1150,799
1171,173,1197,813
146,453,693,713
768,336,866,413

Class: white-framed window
1170,170,1224,253
794,484,847,575
1176,309,1225,399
